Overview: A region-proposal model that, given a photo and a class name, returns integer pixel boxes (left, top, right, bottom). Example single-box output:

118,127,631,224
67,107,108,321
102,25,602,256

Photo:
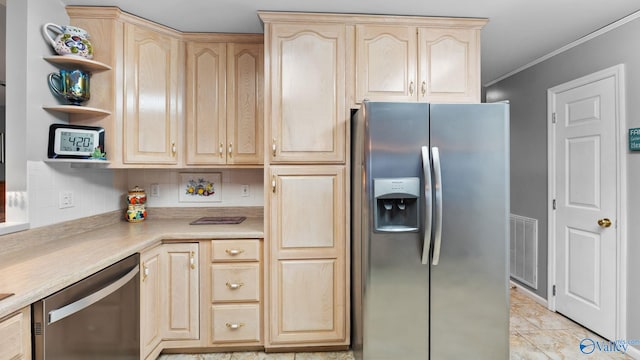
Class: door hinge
552,112,557,124
552,285,556,296
552,199,556,210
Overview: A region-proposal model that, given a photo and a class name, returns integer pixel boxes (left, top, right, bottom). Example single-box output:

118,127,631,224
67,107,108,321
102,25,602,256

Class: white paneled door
550,67,622,340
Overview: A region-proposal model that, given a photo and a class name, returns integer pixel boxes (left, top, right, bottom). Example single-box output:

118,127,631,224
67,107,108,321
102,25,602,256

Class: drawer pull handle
225,249,245,256
226,322,245,330
226,282,244,290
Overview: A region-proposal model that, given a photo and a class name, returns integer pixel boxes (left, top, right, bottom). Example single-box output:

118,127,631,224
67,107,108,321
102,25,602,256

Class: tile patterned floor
159,288,632,360
510,287,632,359
158,352,354,360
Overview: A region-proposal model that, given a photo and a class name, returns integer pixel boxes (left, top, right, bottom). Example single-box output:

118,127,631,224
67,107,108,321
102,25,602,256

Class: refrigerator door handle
431,147,443,266
420,146,432,265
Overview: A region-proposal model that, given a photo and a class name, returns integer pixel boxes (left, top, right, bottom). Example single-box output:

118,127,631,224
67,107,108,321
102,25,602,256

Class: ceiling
61,0,640,85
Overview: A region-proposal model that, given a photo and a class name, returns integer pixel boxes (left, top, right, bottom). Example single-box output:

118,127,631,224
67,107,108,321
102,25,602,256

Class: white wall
5,0,128,229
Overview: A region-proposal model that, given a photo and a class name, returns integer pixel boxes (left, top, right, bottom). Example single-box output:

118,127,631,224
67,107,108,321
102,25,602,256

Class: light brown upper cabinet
261,14,347,164
355,18,487,103
124,23,182,165
67,7,262,168
185,38,263,166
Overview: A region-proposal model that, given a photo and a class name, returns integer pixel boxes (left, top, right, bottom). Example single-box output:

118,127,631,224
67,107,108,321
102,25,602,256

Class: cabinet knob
225,248,245,256
225,322,245,330
226,281,244,290
142,263,149,282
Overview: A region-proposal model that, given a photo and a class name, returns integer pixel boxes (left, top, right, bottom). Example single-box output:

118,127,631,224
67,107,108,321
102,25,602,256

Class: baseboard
626,346,640,359
510,280,548,307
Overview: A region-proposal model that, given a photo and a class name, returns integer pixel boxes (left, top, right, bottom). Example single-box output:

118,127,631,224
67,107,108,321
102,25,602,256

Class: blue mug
47,69,90,105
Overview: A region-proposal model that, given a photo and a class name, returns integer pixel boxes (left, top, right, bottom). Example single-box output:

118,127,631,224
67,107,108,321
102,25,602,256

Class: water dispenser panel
373,177,420,232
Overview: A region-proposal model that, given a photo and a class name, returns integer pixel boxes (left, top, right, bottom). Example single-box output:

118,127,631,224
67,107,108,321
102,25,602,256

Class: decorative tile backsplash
24,162,263,229
127,169,263,208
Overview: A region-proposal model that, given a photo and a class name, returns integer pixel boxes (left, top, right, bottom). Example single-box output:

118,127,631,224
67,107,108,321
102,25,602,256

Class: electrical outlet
240,185,250,197
59,191,74,209
150,183,160,197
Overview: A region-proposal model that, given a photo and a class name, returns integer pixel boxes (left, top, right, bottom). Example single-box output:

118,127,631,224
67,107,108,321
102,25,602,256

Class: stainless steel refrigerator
351,101,509,360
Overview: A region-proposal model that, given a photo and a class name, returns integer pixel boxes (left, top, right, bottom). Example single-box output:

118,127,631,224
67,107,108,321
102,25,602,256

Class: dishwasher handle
48,266,139,325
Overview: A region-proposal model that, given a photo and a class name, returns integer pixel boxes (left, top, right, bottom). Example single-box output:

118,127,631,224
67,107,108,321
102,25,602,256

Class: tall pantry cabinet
260,12,350,350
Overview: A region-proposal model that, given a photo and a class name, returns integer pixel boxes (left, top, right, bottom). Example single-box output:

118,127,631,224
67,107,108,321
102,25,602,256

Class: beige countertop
0,216,263,319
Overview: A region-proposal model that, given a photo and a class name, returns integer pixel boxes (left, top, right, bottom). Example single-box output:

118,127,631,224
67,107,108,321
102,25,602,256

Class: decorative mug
42,23,94,59
48,69,90,105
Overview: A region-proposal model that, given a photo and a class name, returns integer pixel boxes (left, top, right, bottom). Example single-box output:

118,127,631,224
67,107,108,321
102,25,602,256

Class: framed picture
179,173,222,202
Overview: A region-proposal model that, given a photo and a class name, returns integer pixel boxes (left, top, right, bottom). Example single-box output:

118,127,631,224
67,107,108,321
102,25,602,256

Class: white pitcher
42,23,94,59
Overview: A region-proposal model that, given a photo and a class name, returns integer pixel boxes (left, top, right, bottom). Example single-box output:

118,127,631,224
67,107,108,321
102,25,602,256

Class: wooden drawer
211,263,260,302
211,239,261,262
211,304,261,343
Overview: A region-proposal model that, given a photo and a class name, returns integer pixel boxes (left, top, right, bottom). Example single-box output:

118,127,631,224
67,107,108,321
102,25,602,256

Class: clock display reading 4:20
48,124,105,159
60,131,95,152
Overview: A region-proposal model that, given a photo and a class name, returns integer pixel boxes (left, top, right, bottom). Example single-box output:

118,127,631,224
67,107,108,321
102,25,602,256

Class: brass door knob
597,218,612,228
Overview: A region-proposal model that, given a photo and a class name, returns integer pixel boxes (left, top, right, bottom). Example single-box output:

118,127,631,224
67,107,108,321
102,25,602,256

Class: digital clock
47,124,105,159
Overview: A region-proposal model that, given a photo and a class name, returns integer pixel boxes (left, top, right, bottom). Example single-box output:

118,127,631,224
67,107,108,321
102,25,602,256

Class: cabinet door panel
419,28,480,103
271,259,345,343
124,24,180,164
227,43,263,164
163,243,199,340
0,308,30,360
356,25,417,102
270,166,345,258
269,23,346,163
140,247,162,358
186,42,227,165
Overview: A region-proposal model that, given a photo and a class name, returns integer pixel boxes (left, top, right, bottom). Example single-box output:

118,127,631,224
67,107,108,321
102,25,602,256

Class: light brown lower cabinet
140,242,200,359
0,307,31,360
140,239,263,356
268,166,348,348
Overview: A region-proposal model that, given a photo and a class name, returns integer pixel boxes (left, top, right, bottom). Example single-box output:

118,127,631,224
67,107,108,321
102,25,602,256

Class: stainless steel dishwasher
32,253,140,359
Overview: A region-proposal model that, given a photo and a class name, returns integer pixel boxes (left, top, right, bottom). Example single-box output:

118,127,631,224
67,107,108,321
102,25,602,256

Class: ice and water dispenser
373,177,420,232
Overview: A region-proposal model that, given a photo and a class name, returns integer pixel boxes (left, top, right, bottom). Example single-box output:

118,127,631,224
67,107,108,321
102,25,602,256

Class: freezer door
429,103,510,360
353,101,431,360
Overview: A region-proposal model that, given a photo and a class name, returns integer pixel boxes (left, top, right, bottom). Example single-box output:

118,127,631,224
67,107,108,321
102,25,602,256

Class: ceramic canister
126,186,147,223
